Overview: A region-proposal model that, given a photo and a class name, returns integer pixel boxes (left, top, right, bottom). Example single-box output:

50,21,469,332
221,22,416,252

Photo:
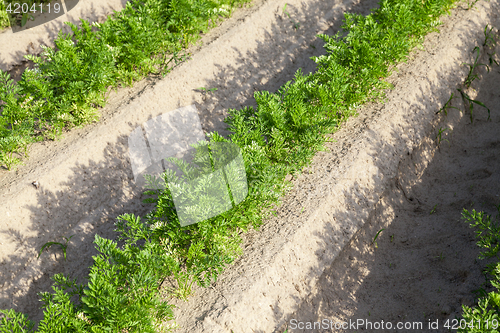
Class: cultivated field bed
0,0,499,331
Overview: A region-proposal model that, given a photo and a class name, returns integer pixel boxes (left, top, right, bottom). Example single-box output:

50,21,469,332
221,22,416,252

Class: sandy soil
283,54,500,332
0,0,499,331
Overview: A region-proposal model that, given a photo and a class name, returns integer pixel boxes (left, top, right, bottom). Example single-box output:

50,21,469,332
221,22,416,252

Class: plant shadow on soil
262,9,500,333
0,0,385,326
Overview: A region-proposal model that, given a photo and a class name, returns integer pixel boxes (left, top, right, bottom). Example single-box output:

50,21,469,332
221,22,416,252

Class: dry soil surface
0,0,499,331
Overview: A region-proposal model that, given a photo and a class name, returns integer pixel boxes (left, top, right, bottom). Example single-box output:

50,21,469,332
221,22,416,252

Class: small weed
372,229,385,248
436,127,449,146
483,24,497,48
282,3,300,30
196,87,218,94
390,234,394,242
436,93,461,116
282,3,290,17
435,252,445,261
464,0,480,10
462,47,490,88
487,52,499,66
430,204,438,215
457,88,491,123
37,235,75,261
483,25,500,67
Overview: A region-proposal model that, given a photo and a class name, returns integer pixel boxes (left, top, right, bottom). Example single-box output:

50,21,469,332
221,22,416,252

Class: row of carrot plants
0,0,250,171
0,0,474,331
459,207,500,333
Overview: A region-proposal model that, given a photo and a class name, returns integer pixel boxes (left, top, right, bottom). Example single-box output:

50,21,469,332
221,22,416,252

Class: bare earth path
0,0,499,331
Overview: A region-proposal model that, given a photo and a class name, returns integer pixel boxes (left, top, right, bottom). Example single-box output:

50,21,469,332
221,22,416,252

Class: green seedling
37,235,75,261
487,51,499,67
282,3,300,30
484,26,500,66
435,252,445,261
436,127,449,145
372,229,385,248
436,93,461,116
300,207,305,214
462,47,490,88
390,234,394,242
196,87,218,94
457,88,491,123
483,24,497,48
430,204,438,214
282,3,290,17
465,0,480,10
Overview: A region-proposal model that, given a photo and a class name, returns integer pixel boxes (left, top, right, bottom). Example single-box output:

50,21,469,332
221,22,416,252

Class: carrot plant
459,208,500,333
0,0,472,331
0,0,9,30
